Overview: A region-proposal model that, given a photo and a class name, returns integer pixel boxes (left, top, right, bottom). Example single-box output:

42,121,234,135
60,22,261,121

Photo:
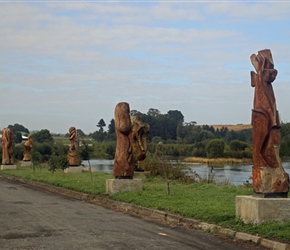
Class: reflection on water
82,159,114,174
83,159,290,186
189,164,252,186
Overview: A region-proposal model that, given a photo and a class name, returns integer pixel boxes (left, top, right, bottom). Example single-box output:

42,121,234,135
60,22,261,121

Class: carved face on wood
130,116,150,161
250,49,278,85
262,68,277,83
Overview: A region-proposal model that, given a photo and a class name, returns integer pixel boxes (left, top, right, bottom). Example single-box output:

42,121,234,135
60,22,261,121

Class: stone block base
21,161,32,167
1,165,17,170
106,178,142,194
64,166,82,173
236,195,290,224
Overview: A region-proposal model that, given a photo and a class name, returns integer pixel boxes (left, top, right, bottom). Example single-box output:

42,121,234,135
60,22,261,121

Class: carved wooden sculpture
113,102,134,178
23,134,32,161
251,49,289,197
2,128,14,165
130,115,150,170
67,126,80,166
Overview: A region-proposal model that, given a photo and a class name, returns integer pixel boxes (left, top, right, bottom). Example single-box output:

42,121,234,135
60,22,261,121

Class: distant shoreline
184,157,252,165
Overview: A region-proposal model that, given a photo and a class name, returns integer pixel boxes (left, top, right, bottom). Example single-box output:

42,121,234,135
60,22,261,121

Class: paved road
0,177,262,250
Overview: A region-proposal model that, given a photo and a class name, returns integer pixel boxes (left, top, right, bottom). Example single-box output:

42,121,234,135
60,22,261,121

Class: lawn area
1,165,290,243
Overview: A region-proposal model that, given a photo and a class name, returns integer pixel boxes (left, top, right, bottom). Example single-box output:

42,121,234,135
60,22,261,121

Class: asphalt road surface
0,177,264,250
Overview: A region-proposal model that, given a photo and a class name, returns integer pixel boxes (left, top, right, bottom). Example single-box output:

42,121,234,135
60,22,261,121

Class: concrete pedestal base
106,178,142,194
1,165,17,170
21,161,32,167
64,166,82,173
236,195,290,224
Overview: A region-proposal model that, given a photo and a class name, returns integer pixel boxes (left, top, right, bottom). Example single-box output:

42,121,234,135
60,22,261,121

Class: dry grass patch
184,157,252,165
210,124,252,131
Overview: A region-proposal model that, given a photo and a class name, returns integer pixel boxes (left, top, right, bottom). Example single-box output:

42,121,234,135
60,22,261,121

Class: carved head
250,49,278,84
262,68,277,83
114,102,131,135
69,126,76,134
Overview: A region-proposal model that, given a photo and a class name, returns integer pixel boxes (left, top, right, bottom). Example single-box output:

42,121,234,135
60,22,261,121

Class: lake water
82,159,290,186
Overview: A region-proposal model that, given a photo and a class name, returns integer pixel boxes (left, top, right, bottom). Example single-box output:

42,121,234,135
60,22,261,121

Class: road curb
1,174,290,250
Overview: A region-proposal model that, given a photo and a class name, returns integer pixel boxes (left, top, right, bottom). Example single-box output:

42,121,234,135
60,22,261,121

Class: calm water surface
82,159,290,186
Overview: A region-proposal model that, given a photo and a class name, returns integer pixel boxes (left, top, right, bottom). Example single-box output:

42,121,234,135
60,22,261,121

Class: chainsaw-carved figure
23,134,32,161
113,102,134,178
67,126,80,166
250,49,289,197
2,128,14,165
130,115,150,170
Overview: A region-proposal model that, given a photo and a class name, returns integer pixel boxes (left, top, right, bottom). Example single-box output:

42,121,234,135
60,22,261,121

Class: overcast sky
1,1,290,134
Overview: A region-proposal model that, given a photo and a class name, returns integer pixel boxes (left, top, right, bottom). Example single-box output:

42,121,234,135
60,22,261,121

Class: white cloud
0,2,290,133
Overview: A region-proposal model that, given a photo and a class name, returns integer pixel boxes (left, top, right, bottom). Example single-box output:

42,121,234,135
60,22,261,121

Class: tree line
2,107,290,163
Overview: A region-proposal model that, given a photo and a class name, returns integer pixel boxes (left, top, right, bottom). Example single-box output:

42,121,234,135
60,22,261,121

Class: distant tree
206,139,225,158
167,110,184,124
7,123,28,143
14,131,23,143
225,130,239,143
105,144,115,159
188,121,197,126
91,131,106,142
32,129,53,143
163,110,184,141
216,126,228,137
8,123,29,134
107,119,115,134
77,129,85,137
97,119,106,132
229,140,248,151
32,142,52,162
130,110,143,116
80,141,94,161
147,108,161,117
198,130,215,141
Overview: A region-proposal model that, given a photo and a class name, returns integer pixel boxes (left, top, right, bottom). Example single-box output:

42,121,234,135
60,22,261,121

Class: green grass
1,165,290,243
1,166,109,195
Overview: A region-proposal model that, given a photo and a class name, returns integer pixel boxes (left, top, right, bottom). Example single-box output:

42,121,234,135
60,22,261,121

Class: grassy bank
1,166,290,243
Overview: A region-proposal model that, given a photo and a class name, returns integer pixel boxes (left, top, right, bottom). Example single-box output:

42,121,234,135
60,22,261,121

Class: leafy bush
206,139,225,158
14,144,24,161
32,129,54,143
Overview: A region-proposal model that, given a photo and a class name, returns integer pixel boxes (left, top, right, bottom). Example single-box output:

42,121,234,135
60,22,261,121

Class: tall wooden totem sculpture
67,126,80,166
23,134,32,161
251,49,289,197
114,102,134,179
1,128,14,165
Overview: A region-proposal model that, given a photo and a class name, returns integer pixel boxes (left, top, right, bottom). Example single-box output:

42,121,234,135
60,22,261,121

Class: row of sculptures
1,108,150,178
111,49,290,197
1,49,289,198
66,110,150,175
1,128,33,165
